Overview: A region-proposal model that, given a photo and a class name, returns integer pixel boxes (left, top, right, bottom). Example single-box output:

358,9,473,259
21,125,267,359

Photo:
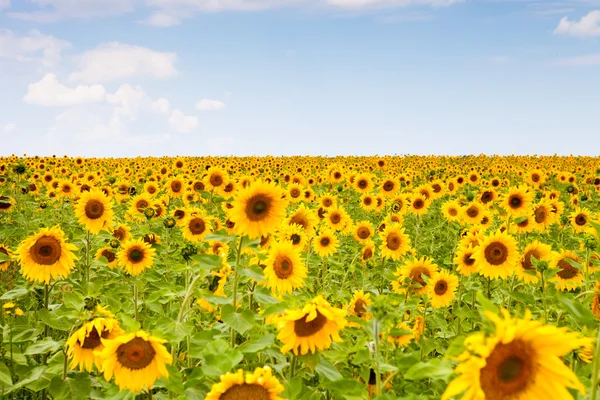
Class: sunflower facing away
96,330,172,393
264,241,306,295
277,296,347,355
205,366,285,400
473,231,519,280
0,244,12,272
66,317,124,372
117,239,156,275
442,309,589,400
15,226,78,284
73,188,114,234
229,181,288,239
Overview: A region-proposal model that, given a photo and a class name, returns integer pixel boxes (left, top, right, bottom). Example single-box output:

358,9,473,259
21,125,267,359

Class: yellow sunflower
386,321,414,348
0,244,12,271
205,366,285,400
380,225,411,261
313,229,339,258
117,239,156,275
278,223,308,250
442,199,461,223
0,195,15,213
110,224,131,243
264,241,306,295
95,247,118,269
74,188,114,234
502,185,533,218
570,207,592,233
429,270,459,308
394,256,439,295
229,180,288,239
515,240,552,284
285,204,319,236
181,214,212,243
408,194,429,216
531,200,554,231
66,317,124,372
128,193,154,220
347,290,372,322
454,245,478,277
549,249,584,291
442,309,589,400
15,226,78,284
361,240,375,264
324,206,351,232
353,221,373,244
277,296,347,355
96,330,172,393
473,231,519,280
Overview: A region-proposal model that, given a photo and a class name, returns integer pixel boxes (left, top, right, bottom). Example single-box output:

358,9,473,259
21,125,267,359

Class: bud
109,239,120,249
584,234,598,251
14,164,26,175
181,244,198,261
164,217,177,229
108,177,116,184
39,202,47,209
144,207,156,219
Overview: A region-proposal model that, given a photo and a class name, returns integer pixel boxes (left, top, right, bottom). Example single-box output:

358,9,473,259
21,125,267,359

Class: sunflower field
1,154,600,400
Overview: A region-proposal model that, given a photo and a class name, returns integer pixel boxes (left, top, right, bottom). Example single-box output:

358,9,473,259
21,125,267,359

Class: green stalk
231,237,244,346
590,328,600,400
373,319,382,397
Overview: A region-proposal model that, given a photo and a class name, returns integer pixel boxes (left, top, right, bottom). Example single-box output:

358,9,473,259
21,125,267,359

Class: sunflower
351,221,372,244
408,194,429,216
461,202,483,225
66,317,124,372
166,178,185,198
285,204,319,236
205,366,285,400
0,244,12,271
379,178,398,198
324,206,351,232
570,207,592,233
264,241,306,295
353,173,373,193
429,270,459,308
515,240,552,284
278,223,308,250
204,167,228,195
347,290,372,322
96,330,172,393
111,224,131,243
95,247,118,268
117,239,156,275
442,199,461,223
361,240,375,264
277,296,347,355
442,309,589,400
502,186,533,218
531,200,554,231
73,188,114,234
0,195,15,213
592,280,600,319
229,181,288,239
386,322,414,348
380,225,411,261
287,183,303,203
394,256,439,295
549,250,584,291
181,214,212,243
454,245,478,277
473,231,519,280
128,193,154,219
313,229,339,258
15,226,78,284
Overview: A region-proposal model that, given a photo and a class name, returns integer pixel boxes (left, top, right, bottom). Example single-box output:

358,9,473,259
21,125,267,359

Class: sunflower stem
373,319,382,397
289,354,297,380
231,236,244,347
85,230,91,283
590,327,600,400
62,347,68,380
456,275,463,335
133,280,138,321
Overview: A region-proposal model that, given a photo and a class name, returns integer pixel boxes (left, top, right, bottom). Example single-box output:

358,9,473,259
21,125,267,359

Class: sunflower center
245,195,271,221
290,189,301,198
128,248,144,263
509,196,522,209
84,199,105,220
413,199,424,209
30,236,62,265
171,181,181,192
521,250,539,271
481,191,493,203
357,227,370,239
464,253,475,266
113,227,126,240
534,207,547,223
294,310,328,337
101,249,116,263
409,266,431,287
274,256,294,279
323,198,333,207
189,218,206,235
291,234,301,245
330,213,341,224
354,299,367,316
484,242,508,266
449,208,458,216
0,196,11,210
557,258,580,279
383,181,394,191
320,237,331,247
358,180,368,189
575,214,587,226
116,337,156,370
363,197,372,206
220,383,270,400
363,248,373,260
434,280,448,295
386,234,401,250
480,340,535,400
136,200,149,213
531,174,540,182
466,206,479,218
81,327,110,349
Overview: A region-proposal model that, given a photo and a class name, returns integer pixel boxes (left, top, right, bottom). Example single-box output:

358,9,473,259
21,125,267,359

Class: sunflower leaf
238,334,275,353
24,338,62,355
0,362,12,386
221,304,254,334
315,358,343,381
190,254,222,271
49,372,91,400
404,359,454,382
0,253,11,263
322,379,368,400
0,288,28,301
199,339,243,377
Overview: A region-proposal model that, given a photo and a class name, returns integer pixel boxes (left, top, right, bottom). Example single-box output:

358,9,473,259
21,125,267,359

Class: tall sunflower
549,250,584,291
347,290,372,322
442,309,589,400
96,330,172,393
473,231,519,280
313,229,339,258
502,186,533,218
66,317,124,372
74,188,114,234
277,296,347,355
380,225,411,261
515,240,552,284
570,207,592,233
394,256,439,295
428,270,458,308
229,181,288,239
181,214,212,243
15,226,78,284
353,221,373,244
205,366,285,400
117,239,156,275
264,241,306,295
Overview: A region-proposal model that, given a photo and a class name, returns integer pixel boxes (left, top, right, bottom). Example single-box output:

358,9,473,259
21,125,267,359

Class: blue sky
1,0,599,157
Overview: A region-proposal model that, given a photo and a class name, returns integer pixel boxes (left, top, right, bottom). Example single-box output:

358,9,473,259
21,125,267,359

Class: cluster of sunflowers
1,154,600,399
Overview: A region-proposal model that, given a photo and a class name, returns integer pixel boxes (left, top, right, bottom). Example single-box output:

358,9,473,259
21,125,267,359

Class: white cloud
325,0,462,8
196,98,225,111
24,73,106,106
169,109,198,132
107,84,147,122
552,54,600,66
554,10,600,38
0,0,10,9
68,42,178,83
143,12,181,27
152,97,171,114
7,0,133,22
3,123,16,133
0,29,70,67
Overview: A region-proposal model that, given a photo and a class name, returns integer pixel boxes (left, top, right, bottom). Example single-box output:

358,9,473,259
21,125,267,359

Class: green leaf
118,313,141,332
204,232,234,243
508,291,534,305
190,254,223,271
25,338,62,355
0,253,11,263
262,302,287,316
221,304,254,334
239,264,265,281
3,366,45,395
39,309,76,331
253,285,279,304
238,334,274,354
404,359,454,382
0,362,12,385
513,216,528,224
200,339,243,378
558,296,599,328
0,288,28,301
49,373,92,400
315,358,343,381
322,379,368,400
63,291,85,310
476,291,499,315
444,335,466,359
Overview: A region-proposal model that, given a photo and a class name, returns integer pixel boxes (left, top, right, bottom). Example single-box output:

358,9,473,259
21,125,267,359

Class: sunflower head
66,317,123,372
117,239,156,276
473,231,519,280
205,366,285,400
